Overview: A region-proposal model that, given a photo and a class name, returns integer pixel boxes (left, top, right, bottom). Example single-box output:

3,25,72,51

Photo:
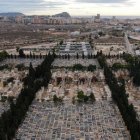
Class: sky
0,0,140,16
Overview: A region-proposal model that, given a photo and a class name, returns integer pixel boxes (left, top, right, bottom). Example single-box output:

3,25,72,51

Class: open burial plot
16,100,130,140
0,68,26,98
94,45,126,55
35,70,111,102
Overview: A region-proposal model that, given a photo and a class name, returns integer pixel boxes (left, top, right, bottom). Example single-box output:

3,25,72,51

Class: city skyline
0,0,140,16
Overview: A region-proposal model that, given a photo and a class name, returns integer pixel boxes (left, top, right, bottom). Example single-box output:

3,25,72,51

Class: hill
53,12,71,18
0,12,25,17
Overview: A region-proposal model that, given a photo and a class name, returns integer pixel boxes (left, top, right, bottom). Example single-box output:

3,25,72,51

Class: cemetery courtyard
16,67,130,140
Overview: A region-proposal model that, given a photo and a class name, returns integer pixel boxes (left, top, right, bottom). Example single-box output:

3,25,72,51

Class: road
124,32,135,55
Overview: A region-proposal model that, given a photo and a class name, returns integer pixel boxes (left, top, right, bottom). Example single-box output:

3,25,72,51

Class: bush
0,51,8,61
1,96,7,102
0,64,9,70
53,95,63,104
88,65,96,72
77,91,95,103
73,64,84,71
112,63,129,70
89,93,95,102
15,64,25,71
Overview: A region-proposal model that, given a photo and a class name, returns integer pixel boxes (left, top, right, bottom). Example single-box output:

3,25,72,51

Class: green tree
53,95,58,103
59,40,63,45
76,53,79,59
72,97,75,104
19,49,25,58
89,93,95,102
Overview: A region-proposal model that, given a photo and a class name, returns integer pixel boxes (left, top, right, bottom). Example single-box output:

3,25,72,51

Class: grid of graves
0,58,44,68
57,42,93,56
16,100,130,139
52,58,100,68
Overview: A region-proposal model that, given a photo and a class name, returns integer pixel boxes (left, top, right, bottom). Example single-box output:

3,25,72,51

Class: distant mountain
53,12,71,18
0,12,25,17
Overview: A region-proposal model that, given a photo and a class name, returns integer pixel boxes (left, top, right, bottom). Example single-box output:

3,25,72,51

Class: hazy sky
0,0,140,16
